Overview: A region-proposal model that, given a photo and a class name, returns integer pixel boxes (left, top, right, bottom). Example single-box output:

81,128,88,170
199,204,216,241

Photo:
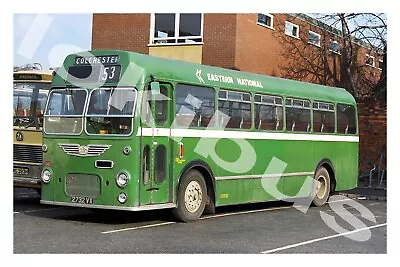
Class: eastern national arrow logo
196,69,205,83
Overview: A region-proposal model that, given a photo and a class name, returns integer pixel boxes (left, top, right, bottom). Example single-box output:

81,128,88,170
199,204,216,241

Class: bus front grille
13,144,42,164
65,174,101,198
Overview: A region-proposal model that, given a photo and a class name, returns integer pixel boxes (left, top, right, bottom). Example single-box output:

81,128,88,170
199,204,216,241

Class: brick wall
357,98,387,175
92,14,150,54
202,14,237,69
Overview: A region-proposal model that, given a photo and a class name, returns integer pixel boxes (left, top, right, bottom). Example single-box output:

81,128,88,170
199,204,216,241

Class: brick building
92,13,386,179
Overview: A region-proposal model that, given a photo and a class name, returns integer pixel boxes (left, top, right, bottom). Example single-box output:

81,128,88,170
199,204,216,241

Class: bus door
140,82,173,205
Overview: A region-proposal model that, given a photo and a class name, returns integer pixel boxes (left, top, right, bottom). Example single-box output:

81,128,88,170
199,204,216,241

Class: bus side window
218,90,251,129
175,84,215,128
285,98,311,132
337,104,357,134
255,94,283,131
313,102,335,133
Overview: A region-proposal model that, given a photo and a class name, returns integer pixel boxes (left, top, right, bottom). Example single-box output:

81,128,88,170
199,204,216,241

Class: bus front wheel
172,170,207,222
312,167,331,207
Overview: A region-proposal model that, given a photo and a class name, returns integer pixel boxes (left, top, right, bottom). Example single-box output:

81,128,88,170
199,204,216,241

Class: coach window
175,83,215,128
255,94,283,131
313,102,335,133
218,90,252,129
337,104,357,134
285,98,311,132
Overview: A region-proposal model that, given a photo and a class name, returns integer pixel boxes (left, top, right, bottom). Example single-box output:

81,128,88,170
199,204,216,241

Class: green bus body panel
52,50,356,105
42,49,358,210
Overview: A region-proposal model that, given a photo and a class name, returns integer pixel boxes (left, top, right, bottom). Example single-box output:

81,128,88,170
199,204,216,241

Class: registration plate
13,167,29,175
71,196,94,204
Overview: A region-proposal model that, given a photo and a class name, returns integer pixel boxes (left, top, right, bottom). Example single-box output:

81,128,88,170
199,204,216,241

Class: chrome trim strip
14,177,41,185
215,172,315,181
95,160,114,169
13,161,42,166
40,200,176,211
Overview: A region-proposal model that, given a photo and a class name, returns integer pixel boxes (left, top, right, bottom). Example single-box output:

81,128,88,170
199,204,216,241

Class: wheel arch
176,160,216,206
314,158,336,194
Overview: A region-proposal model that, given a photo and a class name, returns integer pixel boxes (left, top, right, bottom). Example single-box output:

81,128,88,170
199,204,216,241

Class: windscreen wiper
24,117,40,129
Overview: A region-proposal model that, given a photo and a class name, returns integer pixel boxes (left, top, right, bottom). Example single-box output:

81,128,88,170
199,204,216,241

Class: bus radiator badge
16,131,23,141
78,145,89,155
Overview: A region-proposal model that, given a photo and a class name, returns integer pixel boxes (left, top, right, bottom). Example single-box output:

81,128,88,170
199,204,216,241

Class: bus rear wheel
172,169,207,222
312,167,331,207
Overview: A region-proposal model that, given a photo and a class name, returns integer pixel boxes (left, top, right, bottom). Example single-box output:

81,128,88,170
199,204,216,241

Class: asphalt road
13,188,387,254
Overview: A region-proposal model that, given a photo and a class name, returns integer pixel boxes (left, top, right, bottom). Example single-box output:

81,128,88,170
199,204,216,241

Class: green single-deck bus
40,50,358,222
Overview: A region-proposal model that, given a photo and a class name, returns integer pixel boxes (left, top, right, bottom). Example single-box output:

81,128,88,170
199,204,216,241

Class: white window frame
378,59,384,70
329,40,341,55
308,30,321,47
285,21,300,39
366,54,375,68
149,13,204,46
257,13,274,30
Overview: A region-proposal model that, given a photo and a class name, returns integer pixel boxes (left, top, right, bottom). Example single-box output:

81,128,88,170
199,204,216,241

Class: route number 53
100,66,116,81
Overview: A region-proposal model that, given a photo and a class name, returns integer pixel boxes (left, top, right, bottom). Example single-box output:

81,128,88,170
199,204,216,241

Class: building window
308,30,321,47
366,54,375,67
150,13,203,45
329,40,341,54
285,21,299,38
378,59,384,70
257,13,274,29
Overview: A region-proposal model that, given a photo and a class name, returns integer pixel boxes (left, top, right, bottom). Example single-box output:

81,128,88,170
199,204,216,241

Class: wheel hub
184,181,203,213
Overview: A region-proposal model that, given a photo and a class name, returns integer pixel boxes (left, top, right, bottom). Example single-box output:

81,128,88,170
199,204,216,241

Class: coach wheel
172,169,207,222
312,167,331,207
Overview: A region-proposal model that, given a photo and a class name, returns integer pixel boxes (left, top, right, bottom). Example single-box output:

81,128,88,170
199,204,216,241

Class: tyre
172,169,207,222
312,167,331,207
35,188,41,196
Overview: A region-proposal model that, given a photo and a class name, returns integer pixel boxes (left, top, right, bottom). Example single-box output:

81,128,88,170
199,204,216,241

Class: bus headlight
118,192,127,204
116,172,129,188
41,169,52,183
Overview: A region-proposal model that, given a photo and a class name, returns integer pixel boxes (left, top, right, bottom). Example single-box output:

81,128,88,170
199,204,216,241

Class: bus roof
14,70,53,82
58,50,356,105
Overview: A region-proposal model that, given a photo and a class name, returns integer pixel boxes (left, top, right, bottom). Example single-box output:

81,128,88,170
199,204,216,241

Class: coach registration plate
71,196,94,204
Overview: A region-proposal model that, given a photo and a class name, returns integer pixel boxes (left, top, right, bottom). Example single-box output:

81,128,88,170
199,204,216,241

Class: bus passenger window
285,98,311,132
255,94,283,131
337,104,357,134
218,90,251,129
313,102,335,133
175,84,215,128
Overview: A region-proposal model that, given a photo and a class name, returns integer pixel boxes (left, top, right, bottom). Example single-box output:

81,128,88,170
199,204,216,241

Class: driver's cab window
143,84,169,127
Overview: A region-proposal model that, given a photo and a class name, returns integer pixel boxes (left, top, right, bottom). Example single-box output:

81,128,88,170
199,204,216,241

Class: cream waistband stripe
137,127,359,143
